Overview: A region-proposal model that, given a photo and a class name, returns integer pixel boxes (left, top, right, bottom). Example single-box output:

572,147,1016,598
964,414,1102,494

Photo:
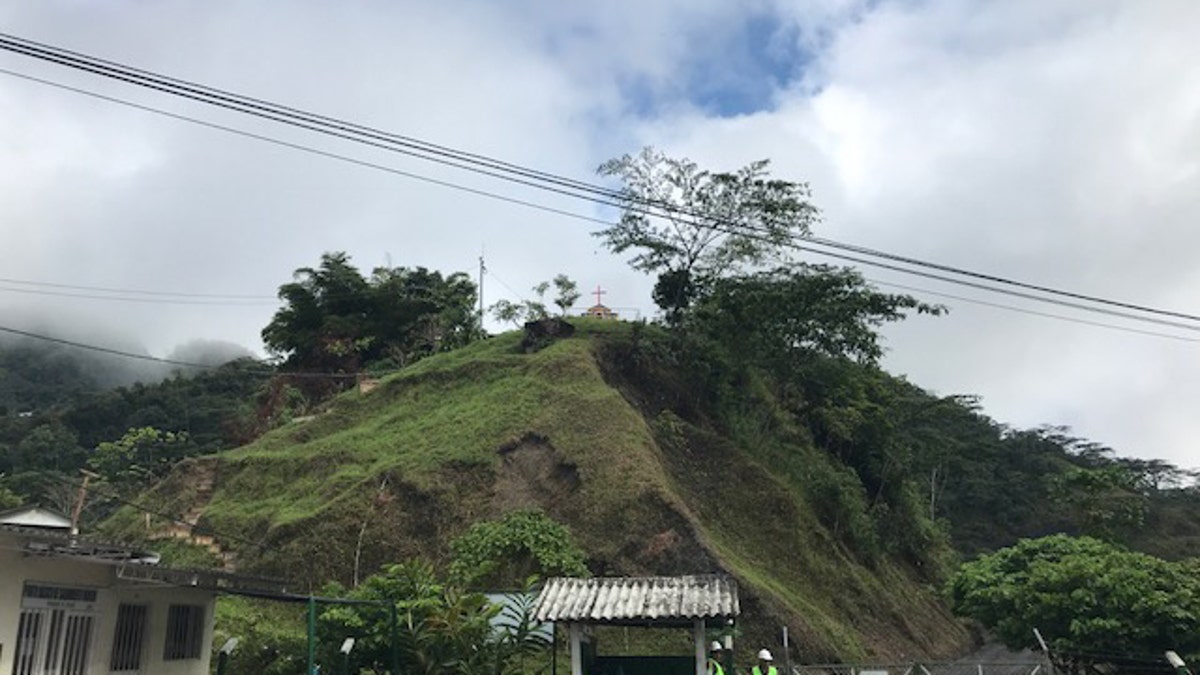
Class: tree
448,510,589,588
262,252,479,372
1051,466,1148,540
488,275,580,326
596,147,820,319
691,265,942,366
88,427,192,495
949,535,1200,673
551,274,580,316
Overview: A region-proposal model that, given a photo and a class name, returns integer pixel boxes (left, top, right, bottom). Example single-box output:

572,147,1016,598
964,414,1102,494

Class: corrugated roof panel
533,575,739,624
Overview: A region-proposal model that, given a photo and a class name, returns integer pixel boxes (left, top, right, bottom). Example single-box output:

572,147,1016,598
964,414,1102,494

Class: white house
0,505,284,675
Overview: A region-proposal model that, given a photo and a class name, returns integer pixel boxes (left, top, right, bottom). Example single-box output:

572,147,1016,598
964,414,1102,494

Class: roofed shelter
534,574,739,675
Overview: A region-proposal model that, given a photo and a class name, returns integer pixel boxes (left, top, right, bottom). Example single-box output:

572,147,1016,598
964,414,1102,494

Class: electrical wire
0,35,635,215
5,61,1184,340
0,324,368,379
0,275,274,300
869,278,1200,343
31,469,266,552
0,66,613,229
0,32,626,206
2,37,1199,337
3,32,1198,327
0,283,274,306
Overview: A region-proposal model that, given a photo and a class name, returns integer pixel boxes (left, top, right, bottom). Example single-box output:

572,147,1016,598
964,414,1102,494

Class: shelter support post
694,619,707,675
570,622,583,675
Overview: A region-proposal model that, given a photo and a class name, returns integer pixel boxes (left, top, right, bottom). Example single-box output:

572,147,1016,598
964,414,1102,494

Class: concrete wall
0,536,216,675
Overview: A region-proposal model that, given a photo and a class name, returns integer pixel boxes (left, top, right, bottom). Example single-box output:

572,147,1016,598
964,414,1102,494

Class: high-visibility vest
752,666,779,675
707,658,725,675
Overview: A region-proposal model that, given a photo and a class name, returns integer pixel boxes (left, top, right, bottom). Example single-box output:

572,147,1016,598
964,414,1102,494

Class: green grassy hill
123,321,968,662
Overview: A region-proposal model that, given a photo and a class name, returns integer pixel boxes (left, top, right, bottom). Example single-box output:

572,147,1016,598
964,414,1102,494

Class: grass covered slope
132,320,969,662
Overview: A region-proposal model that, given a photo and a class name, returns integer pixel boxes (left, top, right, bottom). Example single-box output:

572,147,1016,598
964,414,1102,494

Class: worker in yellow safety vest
751,649,778,675
706,641,725,675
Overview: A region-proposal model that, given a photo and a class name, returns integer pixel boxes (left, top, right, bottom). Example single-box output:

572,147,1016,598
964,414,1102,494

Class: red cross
593,285,607,305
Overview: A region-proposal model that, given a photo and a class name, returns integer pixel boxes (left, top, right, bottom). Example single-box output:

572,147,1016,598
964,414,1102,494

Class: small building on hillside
583,285,619,320
583,304,619,320
0,505,285,675
534,574,739,675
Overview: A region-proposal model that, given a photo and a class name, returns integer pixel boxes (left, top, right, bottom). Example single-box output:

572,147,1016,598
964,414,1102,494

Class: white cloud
2,1,1200,466
622,1,1200,465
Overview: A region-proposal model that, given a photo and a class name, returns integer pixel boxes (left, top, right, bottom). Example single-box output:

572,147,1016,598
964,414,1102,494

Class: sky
2,1,1199,467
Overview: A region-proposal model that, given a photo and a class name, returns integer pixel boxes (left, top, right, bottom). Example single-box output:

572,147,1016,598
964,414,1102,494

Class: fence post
783,626,792,675
390,603,400,675
307,596,316,675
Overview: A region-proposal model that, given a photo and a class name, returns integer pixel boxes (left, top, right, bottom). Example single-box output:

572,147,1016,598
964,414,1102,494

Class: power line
0,283,274,306
0,31,625,206
0,34,634,215
0,325,212,369
2,35,1198,330
785,244,1200,333
4,62,1179,339
0,276,274,300
0,66,612,228
870,278,1200,343
32,469,266,552
0,324,365,379
5,31,1197,326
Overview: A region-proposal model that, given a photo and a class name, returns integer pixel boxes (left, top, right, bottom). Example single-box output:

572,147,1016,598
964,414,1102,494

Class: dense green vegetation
4,151,1200,672
262,251,479,375
950,535,1200,673
213,512,574,675
0,357,265,514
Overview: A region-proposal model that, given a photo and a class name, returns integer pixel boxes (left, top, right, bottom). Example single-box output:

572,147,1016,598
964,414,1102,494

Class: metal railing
792,662,1048,675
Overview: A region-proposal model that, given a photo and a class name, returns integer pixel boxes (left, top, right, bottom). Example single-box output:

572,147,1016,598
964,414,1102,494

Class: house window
110,604,148,671
162,604,205,660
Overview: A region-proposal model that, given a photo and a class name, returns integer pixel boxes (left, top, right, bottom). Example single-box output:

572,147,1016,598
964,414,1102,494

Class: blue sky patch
618,11,814,119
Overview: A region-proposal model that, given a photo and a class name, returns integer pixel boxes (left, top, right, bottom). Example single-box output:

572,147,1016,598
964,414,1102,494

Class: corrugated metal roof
0,505,72,529
533,574,738,624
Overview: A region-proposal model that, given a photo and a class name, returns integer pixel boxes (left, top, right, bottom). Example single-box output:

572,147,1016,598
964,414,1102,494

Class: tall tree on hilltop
262,252,479,373
595,147,819,321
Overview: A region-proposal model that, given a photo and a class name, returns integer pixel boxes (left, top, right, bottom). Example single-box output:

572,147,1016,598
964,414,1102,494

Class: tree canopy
596,147,819,319
262,252,479,372
949,535,1200,672
691,264,942,366
448,510,588,588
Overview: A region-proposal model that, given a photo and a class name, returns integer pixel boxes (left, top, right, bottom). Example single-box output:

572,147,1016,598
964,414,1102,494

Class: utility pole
70,469,100,536
478,252,486,326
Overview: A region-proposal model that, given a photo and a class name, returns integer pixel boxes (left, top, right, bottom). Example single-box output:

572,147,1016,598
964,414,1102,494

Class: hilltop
119,320,970,662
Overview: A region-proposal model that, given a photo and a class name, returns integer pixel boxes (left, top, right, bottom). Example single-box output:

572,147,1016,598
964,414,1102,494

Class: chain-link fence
792,662,1049,675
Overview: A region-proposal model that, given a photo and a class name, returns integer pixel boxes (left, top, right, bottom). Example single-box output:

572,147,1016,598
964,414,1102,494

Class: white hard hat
758,649,774,661
710,641,723,652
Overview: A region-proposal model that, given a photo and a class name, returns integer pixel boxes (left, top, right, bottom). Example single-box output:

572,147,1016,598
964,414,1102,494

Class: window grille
163,604,205,660
110,604,148,671
11,608,93,675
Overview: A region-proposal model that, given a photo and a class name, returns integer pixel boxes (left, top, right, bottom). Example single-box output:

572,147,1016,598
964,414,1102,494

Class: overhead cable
1,33,1198,327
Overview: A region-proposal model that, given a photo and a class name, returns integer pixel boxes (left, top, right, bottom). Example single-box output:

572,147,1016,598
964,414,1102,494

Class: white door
10,608,95,675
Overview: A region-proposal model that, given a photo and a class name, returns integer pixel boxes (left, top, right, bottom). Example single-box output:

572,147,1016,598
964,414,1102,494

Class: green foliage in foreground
0,481,20,509
316,562,549,675
212,514,569,675
949,535,1200,671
